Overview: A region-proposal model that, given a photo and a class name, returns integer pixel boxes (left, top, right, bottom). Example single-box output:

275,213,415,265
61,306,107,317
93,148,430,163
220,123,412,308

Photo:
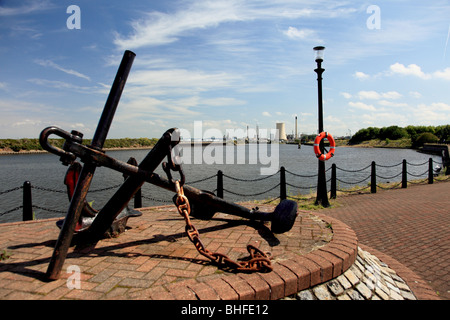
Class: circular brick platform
0,202,360,300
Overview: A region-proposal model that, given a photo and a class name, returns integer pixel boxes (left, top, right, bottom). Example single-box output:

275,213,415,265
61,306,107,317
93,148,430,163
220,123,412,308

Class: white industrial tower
276,122,287,141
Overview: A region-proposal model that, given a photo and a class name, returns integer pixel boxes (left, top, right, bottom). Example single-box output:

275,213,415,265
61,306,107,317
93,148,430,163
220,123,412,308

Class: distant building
276,122,287,141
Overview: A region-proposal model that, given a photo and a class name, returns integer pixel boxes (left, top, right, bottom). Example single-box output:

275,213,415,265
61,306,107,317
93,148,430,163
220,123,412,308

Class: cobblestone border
358,244,440,300
285,247,417,300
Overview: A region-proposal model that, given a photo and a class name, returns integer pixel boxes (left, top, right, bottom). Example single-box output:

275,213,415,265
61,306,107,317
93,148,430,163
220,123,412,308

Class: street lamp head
313,46,325,62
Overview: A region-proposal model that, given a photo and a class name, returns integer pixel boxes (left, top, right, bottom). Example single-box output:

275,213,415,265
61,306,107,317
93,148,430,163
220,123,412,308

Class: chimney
295,116,298,140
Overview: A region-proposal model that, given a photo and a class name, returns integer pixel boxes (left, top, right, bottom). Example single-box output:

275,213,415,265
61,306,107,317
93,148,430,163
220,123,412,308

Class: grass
0,137,158,153
255,191,338,210
253,173,450,210
348,138,412,149
0,249,11,261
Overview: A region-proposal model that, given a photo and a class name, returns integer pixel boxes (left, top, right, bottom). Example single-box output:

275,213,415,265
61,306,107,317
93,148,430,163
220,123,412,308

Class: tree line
348,125,450,148
0,137,159,152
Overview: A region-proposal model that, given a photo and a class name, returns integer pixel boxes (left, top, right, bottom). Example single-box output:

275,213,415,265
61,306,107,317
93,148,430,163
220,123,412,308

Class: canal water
0,144,442,223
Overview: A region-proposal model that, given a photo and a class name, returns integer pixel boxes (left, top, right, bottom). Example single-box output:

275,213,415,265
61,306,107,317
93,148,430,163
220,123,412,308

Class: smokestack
295,116,298,139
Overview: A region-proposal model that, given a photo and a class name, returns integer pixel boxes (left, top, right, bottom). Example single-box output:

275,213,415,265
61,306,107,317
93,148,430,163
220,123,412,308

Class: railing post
23,181,34,221
330,163,336,199
134,187,142,209
280,166,286,201
125,157,142,208
217,170,223,199
371,161,377,193
402,159,407,188
428,158,433,184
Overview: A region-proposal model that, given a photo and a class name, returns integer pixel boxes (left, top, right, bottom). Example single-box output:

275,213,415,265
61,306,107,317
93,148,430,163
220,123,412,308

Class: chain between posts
173,180,272,273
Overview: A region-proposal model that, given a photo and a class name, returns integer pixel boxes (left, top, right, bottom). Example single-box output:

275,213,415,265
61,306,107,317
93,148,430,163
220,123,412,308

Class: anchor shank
82,129,178,242
45,50,135,280
46,163,96,280
91,50,135,149
146,173,273,221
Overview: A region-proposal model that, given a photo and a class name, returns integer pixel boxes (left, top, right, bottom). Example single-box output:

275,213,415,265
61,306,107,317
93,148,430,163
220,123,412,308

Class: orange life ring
313,132,335,161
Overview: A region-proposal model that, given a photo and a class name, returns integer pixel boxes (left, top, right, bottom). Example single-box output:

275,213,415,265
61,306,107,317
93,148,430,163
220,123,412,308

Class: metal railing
0,158,448,222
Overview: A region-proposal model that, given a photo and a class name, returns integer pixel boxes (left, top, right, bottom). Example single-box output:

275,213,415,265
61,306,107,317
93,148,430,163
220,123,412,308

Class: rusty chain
173,180,273,273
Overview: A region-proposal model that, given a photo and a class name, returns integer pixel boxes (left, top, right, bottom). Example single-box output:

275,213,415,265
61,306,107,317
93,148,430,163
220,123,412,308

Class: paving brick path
1,203,348,300
0,181,447,300
321,180,449,300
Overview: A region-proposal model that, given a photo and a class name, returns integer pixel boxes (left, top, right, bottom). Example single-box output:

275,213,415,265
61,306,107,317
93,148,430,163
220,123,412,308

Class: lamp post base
315,160,330,207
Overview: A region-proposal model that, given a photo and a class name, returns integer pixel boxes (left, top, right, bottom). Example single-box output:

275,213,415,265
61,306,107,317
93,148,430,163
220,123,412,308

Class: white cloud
201,119,243,133
357,91,380,100
348,101,376,111
70,123,85,129
113,1,354,50
361,112,409,127
383,91,403,100
357,90,402,100
425,102,450,111
412,103,450,123
35,60,91,81
433,68,450,80
354,71,369,80
340,92,352,99
127,69,241,95
12,119,42,127
378,100,408,108
262,111,271,117
0,1,54,16
283,26,319,41
409,91,422,98
355,63,450,83
201,97,246,107
389,63,450,81
27,79,96,93
389,63,431,79
114,1,246,49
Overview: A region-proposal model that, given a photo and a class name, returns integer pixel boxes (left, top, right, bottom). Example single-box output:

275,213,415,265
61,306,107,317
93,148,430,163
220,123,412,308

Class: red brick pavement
0,202,361,300
322,180,450,300
1,181,446,300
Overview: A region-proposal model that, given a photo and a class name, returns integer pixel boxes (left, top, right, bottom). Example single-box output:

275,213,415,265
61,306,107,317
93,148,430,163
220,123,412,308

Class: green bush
0,137,157,152
349,127,380,144
413,132,439,148
378,126,408,140
349,125,449,147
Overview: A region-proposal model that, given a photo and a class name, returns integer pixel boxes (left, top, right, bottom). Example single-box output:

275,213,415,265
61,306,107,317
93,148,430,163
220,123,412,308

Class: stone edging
286,246,417,300
358,244,440,300
148,212,359,300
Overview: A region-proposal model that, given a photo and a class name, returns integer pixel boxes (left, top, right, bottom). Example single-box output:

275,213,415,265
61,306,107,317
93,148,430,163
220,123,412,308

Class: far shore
0,143,408,156
302,138,413,149
2,138,444,155
0,146,154,155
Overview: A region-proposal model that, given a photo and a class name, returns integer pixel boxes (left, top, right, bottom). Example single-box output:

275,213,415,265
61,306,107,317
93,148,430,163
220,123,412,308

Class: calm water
0,144,442,223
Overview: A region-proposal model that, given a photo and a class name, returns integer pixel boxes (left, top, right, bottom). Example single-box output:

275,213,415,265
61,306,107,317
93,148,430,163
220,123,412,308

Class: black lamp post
314,46,330,207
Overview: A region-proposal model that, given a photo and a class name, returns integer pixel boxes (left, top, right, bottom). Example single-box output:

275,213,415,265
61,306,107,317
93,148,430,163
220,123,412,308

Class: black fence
1,158,448,222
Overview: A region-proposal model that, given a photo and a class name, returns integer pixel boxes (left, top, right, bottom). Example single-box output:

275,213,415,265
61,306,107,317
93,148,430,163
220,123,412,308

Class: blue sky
1,0,449,139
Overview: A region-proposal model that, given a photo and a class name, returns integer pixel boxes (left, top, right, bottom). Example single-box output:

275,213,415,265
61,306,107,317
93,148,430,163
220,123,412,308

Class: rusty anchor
39,50,298,280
